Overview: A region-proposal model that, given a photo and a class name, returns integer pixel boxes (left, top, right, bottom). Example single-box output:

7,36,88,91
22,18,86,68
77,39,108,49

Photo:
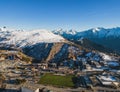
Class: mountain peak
91,27,104,33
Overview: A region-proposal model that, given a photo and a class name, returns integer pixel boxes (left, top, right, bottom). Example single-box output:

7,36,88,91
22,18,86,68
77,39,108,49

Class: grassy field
38,73,75,87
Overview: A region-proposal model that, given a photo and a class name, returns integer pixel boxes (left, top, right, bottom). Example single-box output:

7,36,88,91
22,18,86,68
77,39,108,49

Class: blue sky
0,0,120,31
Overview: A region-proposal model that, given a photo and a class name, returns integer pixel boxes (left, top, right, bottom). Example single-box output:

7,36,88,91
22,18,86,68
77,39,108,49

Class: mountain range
0,27,119,63
53,27,120,54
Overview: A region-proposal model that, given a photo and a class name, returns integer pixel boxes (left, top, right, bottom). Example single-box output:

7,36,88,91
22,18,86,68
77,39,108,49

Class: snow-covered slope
0,28,65,47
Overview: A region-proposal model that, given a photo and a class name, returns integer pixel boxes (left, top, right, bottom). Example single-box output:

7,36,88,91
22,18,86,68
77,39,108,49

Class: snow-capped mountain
77,27,120,53
52,29,77,40
53,29,77,35
53,27,120,53
0,27,65,48
53,27,120,39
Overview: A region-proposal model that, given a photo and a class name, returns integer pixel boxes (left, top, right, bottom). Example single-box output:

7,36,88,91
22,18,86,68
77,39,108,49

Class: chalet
32,63,48,69
96,75,120,88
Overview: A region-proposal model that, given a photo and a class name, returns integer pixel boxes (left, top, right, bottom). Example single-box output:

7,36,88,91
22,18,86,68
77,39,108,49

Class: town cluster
0,50,120,92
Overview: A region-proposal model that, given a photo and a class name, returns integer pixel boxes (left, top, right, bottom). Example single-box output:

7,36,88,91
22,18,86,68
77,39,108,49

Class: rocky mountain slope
69,38,115,54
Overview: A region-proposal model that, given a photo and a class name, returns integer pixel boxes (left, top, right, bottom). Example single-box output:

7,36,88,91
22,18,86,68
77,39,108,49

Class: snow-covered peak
66,29,77,35
0,29,65,47
52,28,64,35
53,29,77,35
92,27,102,33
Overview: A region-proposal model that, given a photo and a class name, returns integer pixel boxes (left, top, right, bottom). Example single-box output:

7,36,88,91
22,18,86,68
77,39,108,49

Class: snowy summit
0,27,65,47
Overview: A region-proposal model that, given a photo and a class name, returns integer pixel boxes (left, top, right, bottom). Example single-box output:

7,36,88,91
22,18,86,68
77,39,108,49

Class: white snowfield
0,28,65,47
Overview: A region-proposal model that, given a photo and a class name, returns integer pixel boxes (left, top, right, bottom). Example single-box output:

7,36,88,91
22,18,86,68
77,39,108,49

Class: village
0,50,120,92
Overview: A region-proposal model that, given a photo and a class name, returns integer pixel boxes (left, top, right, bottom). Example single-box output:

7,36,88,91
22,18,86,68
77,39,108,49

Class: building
21,87,39,92
96,75,120,88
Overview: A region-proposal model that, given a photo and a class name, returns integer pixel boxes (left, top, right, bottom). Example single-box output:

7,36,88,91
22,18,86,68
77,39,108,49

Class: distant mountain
77,27,120,38
53,29,77,40
53,27,120,54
